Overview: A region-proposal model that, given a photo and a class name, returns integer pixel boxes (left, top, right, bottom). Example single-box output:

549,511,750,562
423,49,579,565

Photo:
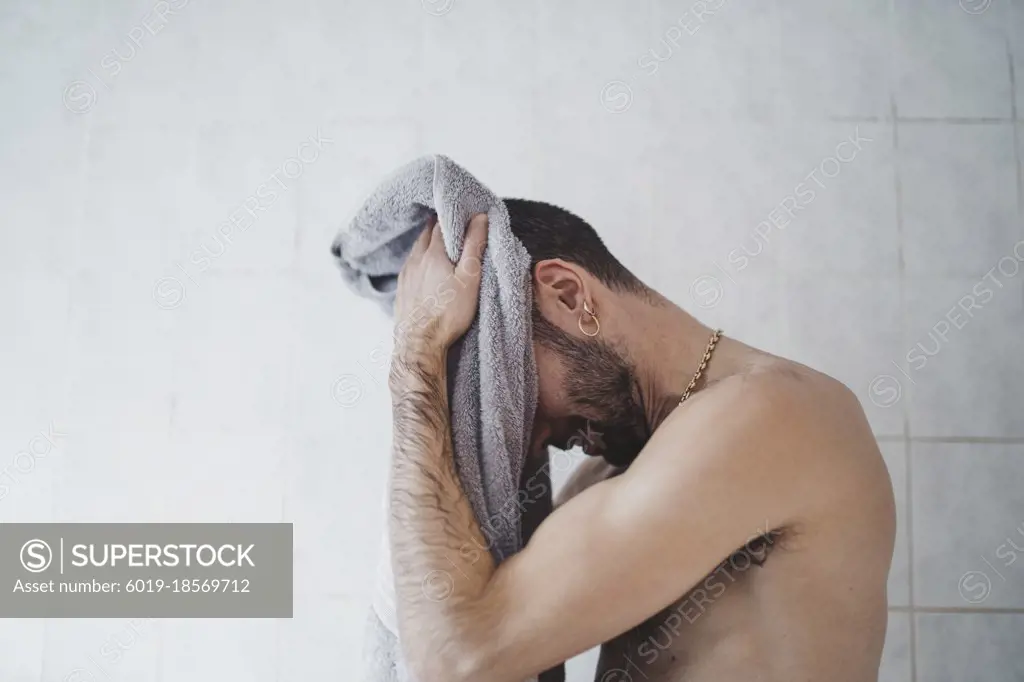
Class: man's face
529,311,650,467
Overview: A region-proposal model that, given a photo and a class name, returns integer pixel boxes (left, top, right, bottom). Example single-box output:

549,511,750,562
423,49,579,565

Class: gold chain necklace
679,329,723,405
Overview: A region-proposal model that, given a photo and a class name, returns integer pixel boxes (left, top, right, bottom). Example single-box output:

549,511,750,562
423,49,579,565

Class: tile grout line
904,439,918,682
874,434,906,442
889,127,911,453
891,605,1024,614
898,116,1016,124
907,436,1024,445
892,108,910,447
1008,36,1021,217
888,3,917,681
887,31,909,447
1008,31,1024,319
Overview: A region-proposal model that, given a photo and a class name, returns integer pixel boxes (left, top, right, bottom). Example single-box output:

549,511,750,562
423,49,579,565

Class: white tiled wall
1,0,1022,680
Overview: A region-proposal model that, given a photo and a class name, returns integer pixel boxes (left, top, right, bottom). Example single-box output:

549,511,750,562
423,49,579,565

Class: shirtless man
386,200,895,682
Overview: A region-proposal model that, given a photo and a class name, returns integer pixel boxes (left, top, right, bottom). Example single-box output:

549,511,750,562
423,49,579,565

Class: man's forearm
388,346,497,677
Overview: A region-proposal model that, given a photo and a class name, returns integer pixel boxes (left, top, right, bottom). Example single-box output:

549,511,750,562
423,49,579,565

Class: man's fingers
428,221,446,255
409,218,433,260
459,213,488,275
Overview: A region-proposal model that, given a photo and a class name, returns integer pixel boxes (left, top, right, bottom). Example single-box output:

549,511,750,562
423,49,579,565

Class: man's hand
393,212,488,357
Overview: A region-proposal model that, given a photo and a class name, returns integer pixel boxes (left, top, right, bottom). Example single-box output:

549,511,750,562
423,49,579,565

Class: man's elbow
406,639,492,682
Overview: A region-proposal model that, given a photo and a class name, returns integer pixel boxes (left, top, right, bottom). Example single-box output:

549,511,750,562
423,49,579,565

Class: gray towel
331,155,538,682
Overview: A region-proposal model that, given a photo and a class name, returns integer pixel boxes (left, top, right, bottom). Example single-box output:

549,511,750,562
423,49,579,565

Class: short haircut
503,198,648,296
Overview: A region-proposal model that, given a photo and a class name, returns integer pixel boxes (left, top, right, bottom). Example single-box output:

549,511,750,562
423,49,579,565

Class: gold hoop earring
579,301,600,337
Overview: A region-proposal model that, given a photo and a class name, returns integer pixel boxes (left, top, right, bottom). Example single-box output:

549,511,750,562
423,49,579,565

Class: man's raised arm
386,213,502,681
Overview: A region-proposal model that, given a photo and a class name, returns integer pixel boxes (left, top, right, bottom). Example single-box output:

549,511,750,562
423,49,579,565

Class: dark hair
503,199,648,296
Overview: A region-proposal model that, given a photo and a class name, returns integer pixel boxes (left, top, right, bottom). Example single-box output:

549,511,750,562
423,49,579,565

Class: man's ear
534,259,587,322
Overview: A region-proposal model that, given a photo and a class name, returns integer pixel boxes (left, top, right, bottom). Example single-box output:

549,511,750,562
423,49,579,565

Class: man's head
505,198,656,467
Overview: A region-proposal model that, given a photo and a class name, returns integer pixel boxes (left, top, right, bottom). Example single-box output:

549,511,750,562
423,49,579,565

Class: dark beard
533,310,650,467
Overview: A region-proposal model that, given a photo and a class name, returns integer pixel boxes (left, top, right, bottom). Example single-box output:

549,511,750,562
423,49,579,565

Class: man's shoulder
626,360,888,546
686,358,860,434
649,359,874,481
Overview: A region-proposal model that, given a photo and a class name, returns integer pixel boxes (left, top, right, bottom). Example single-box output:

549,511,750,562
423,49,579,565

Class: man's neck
623,298,743,435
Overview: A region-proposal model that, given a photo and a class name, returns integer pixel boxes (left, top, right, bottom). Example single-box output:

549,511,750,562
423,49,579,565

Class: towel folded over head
331,155,538,682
